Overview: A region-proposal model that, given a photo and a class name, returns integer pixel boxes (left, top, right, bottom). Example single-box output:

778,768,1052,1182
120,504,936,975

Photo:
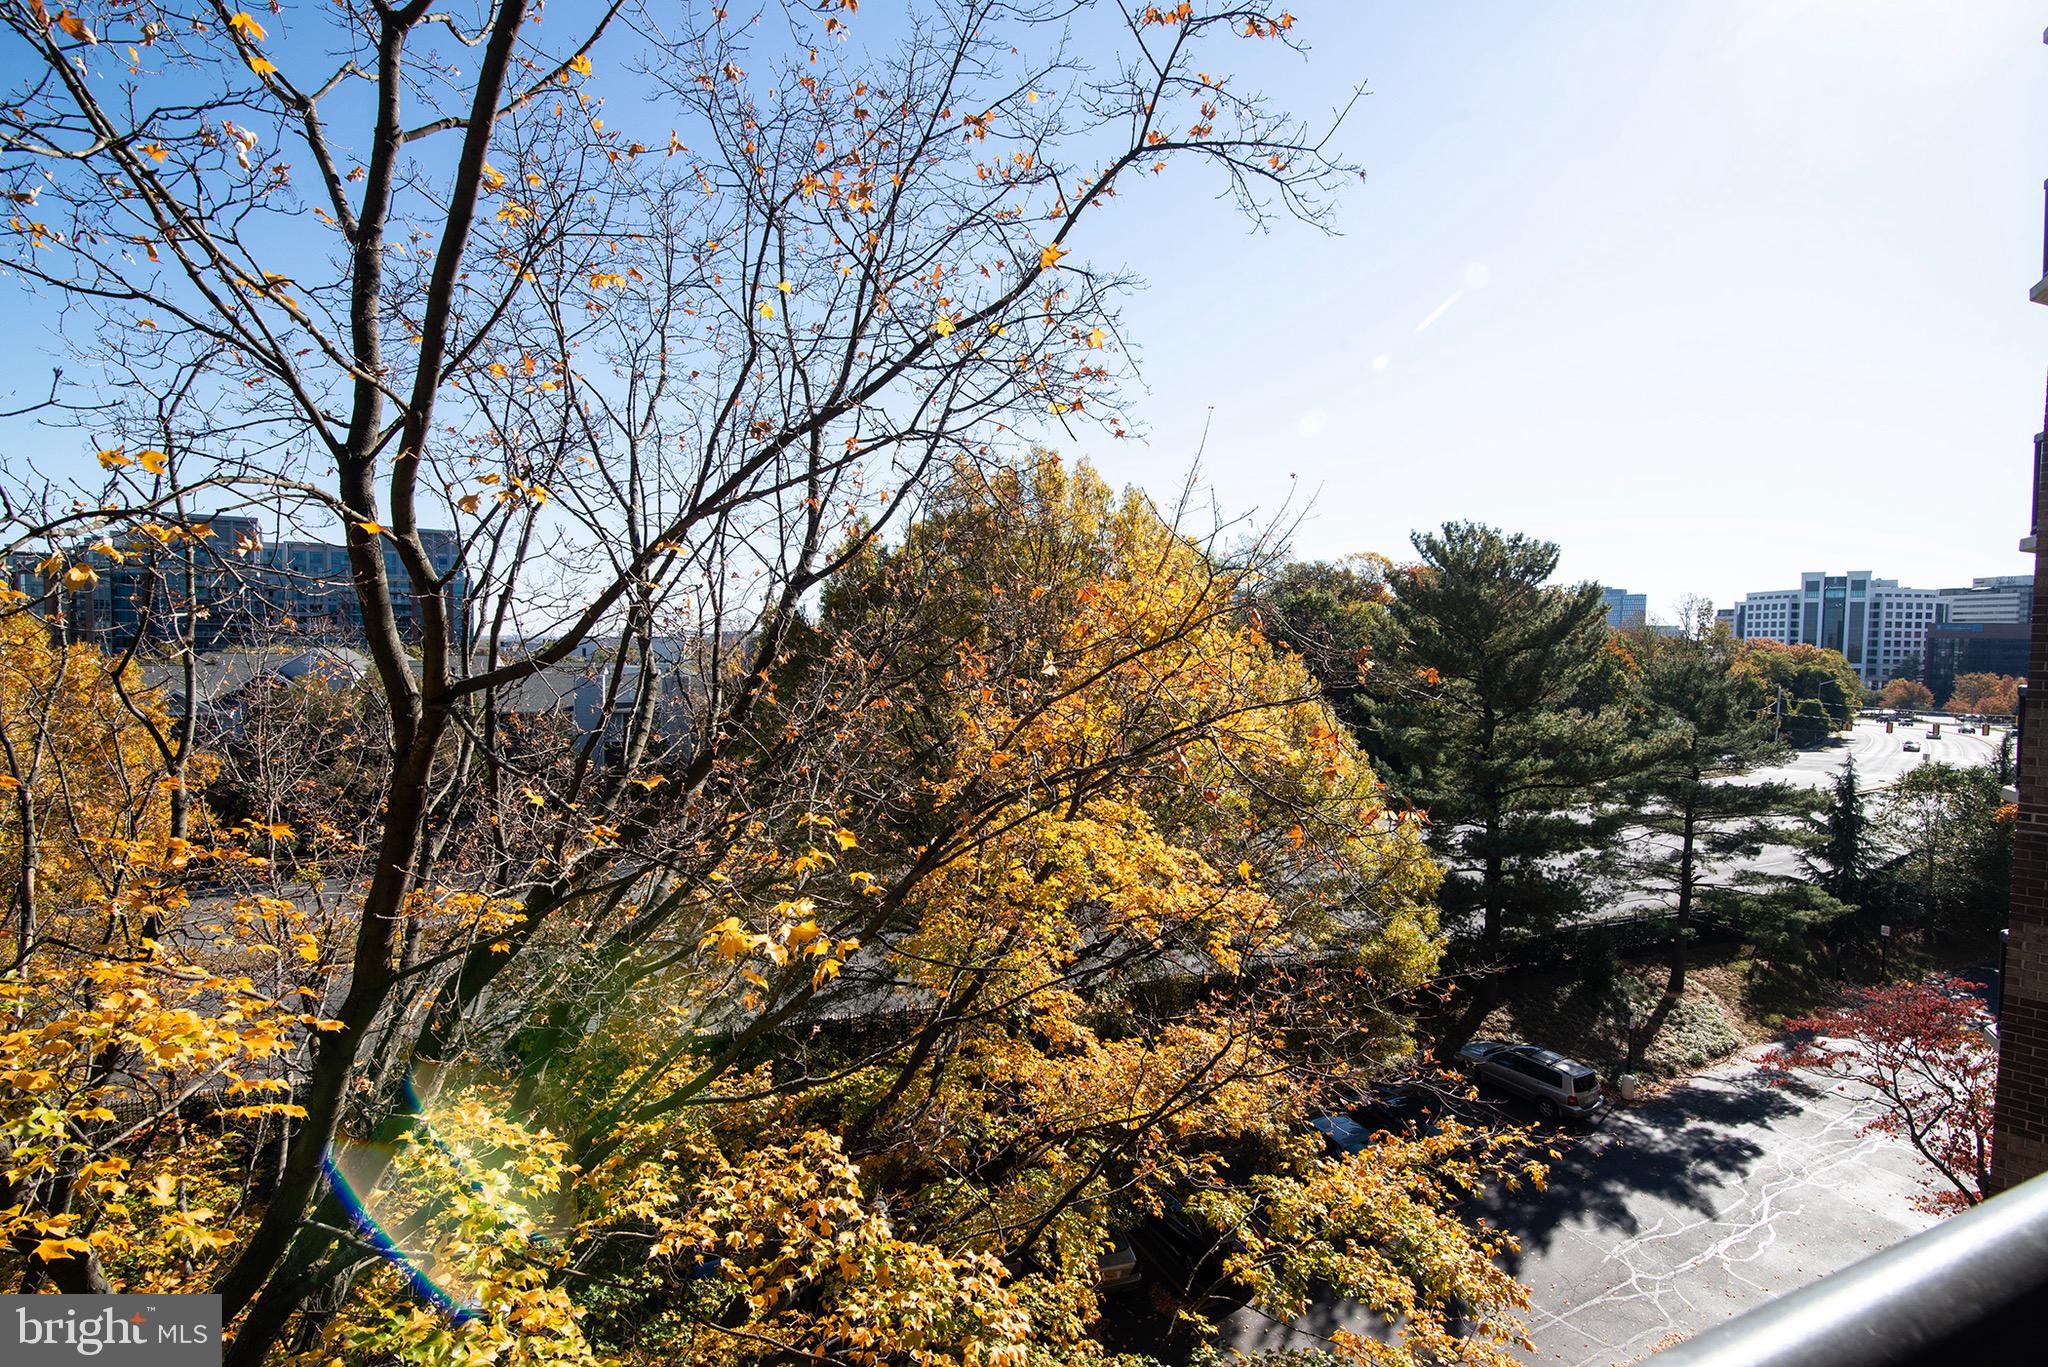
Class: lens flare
321,1077,478,1323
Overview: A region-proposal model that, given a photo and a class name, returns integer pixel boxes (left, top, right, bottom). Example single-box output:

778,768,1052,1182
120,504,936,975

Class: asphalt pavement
1740,713,2006,793
1223,1046,1945,1364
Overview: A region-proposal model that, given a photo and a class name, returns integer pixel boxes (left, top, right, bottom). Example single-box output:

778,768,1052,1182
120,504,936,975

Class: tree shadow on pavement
1476,1069,1811,1275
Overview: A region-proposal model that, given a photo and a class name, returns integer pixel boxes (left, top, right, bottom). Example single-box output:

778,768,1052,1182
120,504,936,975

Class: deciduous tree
1738,642,1864,740
0,7,1551,1361
1763,978,1995,1212
1943,672,2020,717
1243,556,1394,741
1878,762,2012,941
1879,678,1935,713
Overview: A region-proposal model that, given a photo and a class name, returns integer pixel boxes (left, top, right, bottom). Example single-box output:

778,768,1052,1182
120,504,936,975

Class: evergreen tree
1793,755,1885,978
1613,626,1845,1069
1806,756,1871,905
1363,522,1635,1045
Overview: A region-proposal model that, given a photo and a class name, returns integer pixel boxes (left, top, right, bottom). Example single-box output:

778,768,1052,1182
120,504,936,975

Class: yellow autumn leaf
757,300,775,319
228,12,266,42
776,279,793,293
568,54,593,76
136,448,169,474
455,493,480,513
356,520,384,536
247,55,277,77
931,314,956,337
1087,326,1106,348
140,143,168,163
1040,242,1068,270
832,828,858,851
62,564,97,592
96,448,130,468
32,1237,88,1262
480,161,506,191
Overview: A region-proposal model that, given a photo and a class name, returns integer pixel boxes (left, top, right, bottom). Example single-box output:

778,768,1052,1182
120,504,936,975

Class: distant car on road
1902,741,1920,752
1456,1041,1606,1123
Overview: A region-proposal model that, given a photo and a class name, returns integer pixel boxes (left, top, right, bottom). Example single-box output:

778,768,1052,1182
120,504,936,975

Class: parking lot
1223,1046,1943,1364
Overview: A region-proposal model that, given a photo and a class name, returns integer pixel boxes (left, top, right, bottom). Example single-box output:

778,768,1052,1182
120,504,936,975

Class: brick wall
1991,393,2048,1192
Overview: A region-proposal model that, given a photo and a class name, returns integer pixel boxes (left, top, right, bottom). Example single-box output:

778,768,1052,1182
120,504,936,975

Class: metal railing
1647,1170,2048,1365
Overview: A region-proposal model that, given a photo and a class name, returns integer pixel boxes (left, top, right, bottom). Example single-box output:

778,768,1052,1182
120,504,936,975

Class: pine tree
1363,522,1635,1046
1793,755,1881,978
1615,626,1844,1069
1804,757,1872,904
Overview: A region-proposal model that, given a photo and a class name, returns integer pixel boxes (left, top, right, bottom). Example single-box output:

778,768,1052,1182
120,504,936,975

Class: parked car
1455,1041,1606,1123
1094,1238,1142,1292
1337,1078,1509,1138
1903,740,1921,752
1310,1113,1375,1155
1124,1188,1253,1316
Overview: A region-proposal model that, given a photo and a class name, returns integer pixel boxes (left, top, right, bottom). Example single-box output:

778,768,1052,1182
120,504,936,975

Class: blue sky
1056,1,2048,618
3,2,2041,621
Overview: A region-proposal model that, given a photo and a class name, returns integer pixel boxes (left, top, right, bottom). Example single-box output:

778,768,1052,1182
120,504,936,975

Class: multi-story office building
1938,574,2034,626
1923,622,2029,702
1729,572,1945,689
1865,580,1947,685
7,515,466,649
1598,586,1647,630
1729,588,1800,643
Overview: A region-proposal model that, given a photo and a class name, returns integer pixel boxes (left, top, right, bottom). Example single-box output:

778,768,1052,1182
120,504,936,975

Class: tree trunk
1435,974,1500,1061
213,708,447,1340
1436,802,1507,1060
1634,788,1697,1073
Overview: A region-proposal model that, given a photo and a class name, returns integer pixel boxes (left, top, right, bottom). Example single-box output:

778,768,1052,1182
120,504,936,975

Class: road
1738,714,2006,794
1223,1046,1945,1364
